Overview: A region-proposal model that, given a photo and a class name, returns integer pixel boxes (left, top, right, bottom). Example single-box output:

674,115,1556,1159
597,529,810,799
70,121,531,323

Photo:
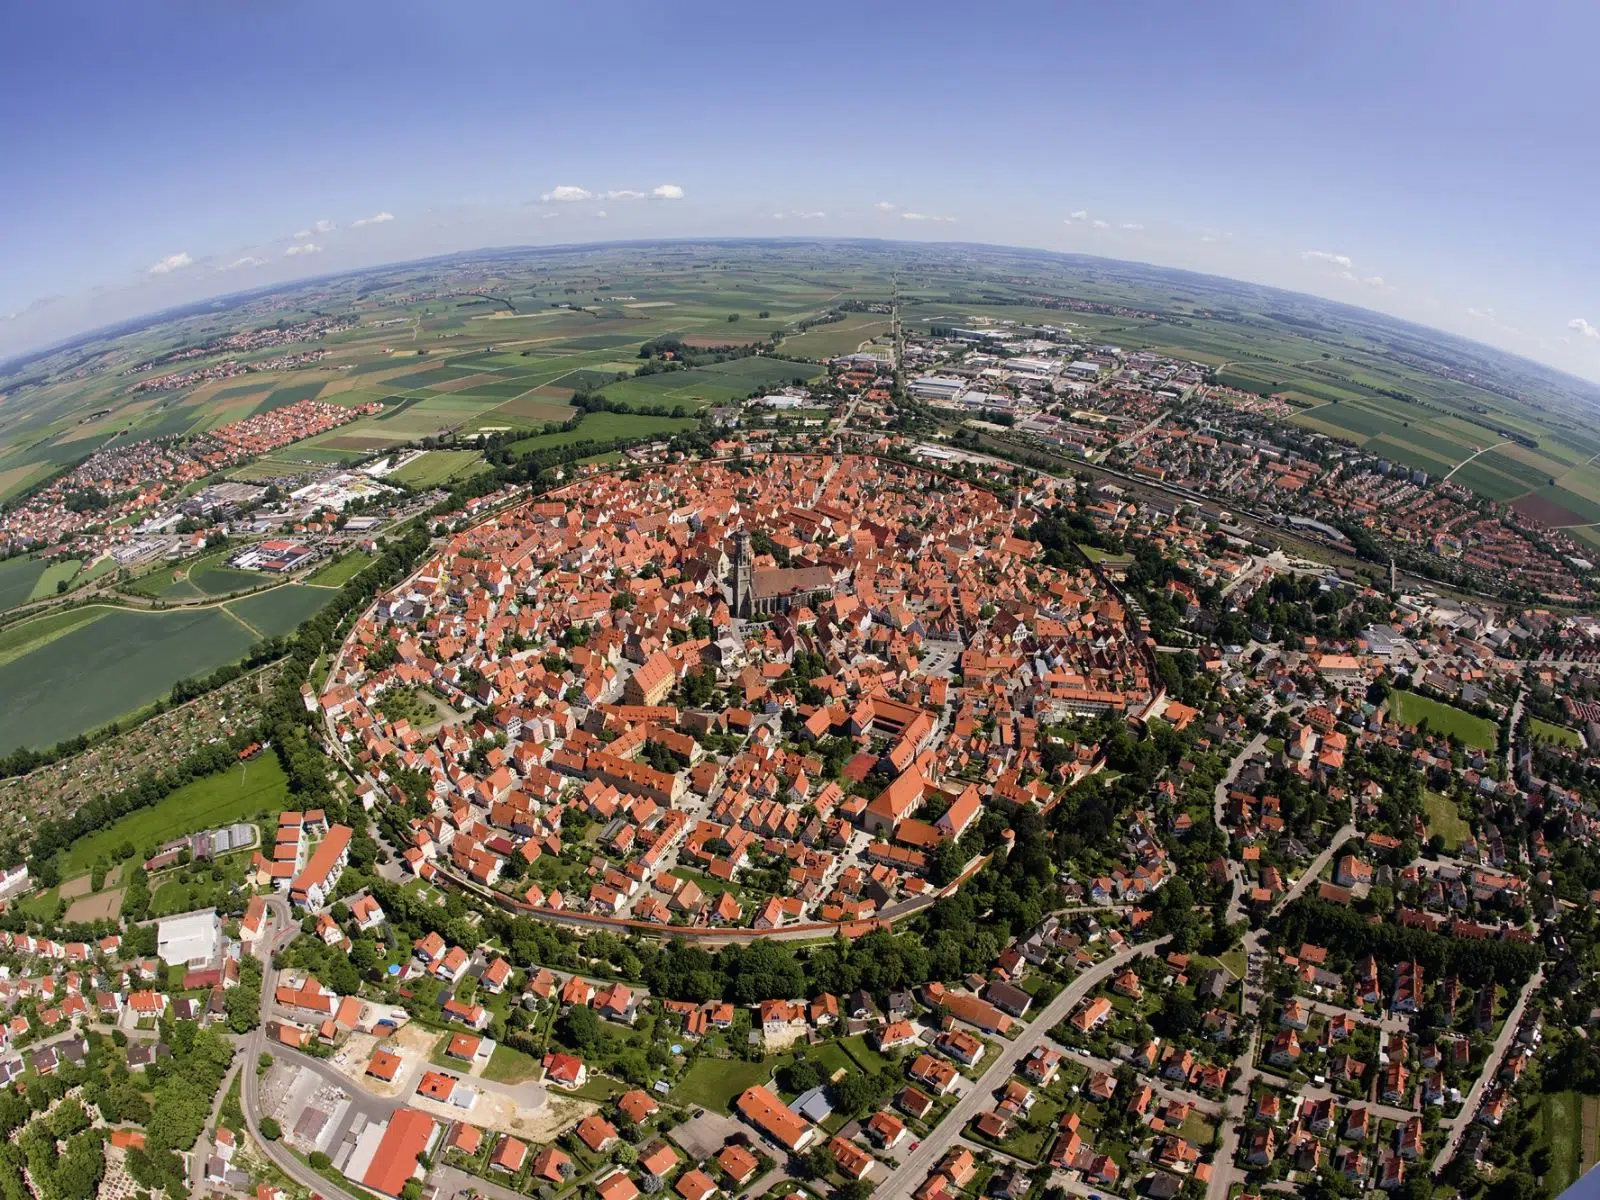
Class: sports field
61,755,289,874
1387,690,1499,750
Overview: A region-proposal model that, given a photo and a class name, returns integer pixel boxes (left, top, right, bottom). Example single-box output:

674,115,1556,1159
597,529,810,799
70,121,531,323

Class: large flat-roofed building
156,910,221,967
909,376,966,402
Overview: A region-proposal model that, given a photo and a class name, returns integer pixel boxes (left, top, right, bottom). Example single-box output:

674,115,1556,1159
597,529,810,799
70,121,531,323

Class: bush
259,1117,281,1140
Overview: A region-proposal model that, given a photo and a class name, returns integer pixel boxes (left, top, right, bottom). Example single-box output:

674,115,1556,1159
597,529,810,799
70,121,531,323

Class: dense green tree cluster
1275,897,1540,986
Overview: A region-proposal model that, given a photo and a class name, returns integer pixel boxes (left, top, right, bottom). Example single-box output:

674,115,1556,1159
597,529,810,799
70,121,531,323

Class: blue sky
4,1,1600,379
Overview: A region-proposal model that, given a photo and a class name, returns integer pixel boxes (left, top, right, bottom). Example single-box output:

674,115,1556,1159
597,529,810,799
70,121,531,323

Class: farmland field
390,449,482,487
0,556,53,611
0,607,257,753
1387,690,1499,750
597,357,821,409
781,314,893,359
0,605,108,667
224,584,336,638
124,546,269,599
61,755,289,874
508,411,696,455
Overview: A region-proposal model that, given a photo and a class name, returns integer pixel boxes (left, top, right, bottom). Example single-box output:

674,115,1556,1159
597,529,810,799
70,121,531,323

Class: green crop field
62,755,289,874
781,314,893,360
508,411,696,454
224,584,336,638
0,557,53,611
390,449,482,486
0,606,108,667
597,357,820,409
0,607,257,753
1388,690,1499,750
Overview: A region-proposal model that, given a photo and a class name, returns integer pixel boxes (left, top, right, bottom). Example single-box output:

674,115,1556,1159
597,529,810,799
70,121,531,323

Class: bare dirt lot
59,874,93,899
64,889,123,923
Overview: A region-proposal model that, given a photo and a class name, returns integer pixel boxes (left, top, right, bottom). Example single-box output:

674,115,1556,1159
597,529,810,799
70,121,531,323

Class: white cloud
1571,318,1600,341
1120,222,1144,231
600,189,645,201
595,209,608,219
1092,219,1109,229
284,243,321,257
541,185,593,202
313,218,336,234
652,183,684,200
351,211,394,227
1301,250,1353,269
293,229,311,239
1065,210,1090,223
1,295,64,320
873,201,897,211
796,211,826,220
220,256,267,271
771,213,786,220
902,212,956,223
1361,275,1386,289
539,210,560,220
148,251,194,275
1468,307,1498,321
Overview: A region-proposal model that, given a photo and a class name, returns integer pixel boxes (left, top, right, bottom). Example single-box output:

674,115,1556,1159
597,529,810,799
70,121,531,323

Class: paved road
1212,732,1269,923
239,895,373,1200
1272,824,1357,918
875,936,1168,1200
1430,967,1544,1174
1504,686,1525,781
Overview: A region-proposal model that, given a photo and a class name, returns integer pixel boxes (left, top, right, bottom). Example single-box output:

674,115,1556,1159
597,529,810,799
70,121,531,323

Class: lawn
1538,1089,1585,1195
0,607,255,754
61,755,288,873
390,450,481,487
483,1043,541,1084
1423,790,1472,852
1387,690,1499,750
306,552,372,588
1530,718,1584,748
672,1055,774,1113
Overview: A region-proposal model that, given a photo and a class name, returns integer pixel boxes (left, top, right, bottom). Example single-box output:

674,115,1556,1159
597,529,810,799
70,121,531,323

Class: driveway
669,1108,745,1160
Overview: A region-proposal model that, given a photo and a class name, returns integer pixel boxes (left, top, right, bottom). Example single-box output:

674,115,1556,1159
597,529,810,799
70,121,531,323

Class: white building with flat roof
156,910,222,967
